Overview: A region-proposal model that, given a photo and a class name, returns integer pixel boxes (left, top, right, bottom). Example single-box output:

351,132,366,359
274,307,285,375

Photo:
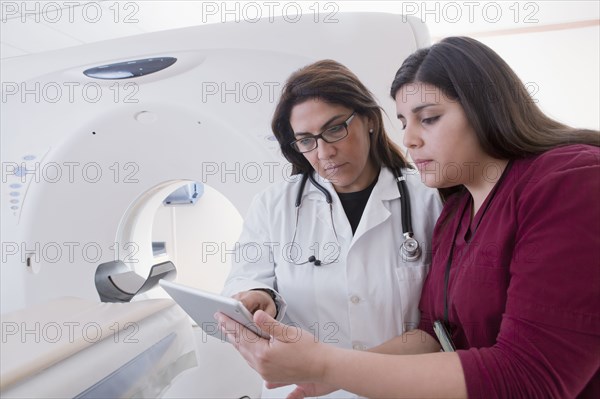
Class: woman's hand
215,310,331,385
261,382,338,399
283,383,339,399
233,290,277,318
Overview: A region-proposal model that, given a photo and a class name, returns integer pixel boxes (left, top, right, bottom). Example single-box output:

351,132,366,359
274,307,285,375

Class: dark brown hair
272,59,409,175
390,36,599,200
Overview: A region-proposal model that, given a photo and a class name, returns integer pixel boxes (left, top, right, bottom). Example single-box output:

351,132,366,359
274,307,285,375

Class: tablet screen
159,280,271,341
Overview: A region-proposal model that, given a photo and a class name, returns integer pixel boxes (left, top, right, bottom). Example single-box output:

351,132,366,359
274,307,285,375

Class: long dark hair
390,36,599,200
272,59,409,175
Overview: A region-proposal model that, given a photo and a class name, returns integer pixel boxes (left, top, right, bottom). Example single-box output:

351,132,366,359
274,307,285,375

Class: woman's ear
366,115,376,134
367,118,374,134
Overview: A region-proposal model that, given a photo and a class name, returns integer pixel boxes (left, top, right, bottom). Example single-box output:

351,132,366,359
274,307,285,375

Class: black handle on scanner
95,260,177,302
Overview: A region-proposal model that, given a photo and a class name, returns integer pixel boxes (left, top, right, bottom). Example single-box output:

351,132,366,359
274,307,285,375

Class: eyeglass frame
289,112,356,153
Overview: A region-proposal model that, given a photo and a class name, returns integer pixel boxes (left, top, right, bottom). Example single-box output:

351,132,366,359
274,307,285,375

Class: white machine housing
1,13,430,313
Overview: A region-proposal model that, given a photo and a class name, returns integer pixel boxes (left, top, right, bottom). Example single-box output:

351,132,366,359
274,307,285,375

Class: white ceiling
1,0,598,60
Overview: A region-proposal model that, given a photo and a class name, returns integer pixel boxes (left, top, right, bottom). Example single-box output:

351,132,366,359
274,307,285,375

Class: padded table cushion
1,297,196,398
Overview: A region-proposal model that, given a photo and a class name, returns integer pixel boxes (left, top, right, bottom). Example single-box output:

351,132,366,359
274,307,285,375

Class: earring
369,128,374,134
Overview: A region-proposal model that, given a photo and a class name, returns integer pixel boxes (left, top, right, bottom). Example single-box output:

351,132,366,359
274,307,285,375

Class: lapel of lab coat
304,173,353,250
351,167,400,246
303,168,400,250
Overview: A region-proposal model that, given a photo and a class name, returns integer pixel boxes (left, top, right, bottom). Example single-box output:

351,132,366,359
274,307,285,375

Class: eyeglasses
289,112,356,153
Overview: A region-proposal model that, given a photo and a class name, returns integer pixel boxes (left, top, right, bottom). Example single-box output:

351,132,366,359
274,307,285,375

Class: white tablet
159,279,271,341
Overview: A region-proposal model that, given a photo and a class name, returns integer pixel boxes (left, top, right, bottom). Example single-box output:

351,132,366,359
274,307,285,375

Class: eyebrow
396,104,436,119
294,113,347,136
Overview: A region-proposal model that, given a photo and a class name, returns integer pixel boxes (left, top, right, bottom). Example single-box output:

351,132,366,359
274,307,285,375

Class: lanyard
442,161,513,326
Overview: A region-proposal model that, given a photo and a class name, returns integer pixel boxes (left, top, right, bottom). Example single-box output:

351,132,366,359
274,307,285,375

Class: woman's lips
322,163,346,178
414,159,433,170
324,163,345,171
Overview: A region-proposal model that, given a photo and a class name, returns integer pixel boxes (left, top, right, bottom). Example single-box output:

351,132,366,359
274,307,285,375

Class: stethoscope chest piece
401,236,421,262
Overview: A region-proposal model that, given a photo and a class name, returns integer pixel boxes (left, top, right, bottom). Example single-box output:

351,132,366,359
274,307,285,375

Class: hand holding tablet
159,279,271,340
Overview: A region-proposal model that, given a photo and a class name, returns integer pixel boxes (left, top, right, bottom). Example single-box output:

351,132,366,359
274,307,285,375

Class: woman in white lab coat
222,59,442,398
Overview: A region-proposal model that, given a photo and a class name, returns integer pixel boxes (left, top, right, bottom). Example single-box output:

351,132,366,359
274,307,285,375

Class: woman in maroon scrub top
216,36,600,399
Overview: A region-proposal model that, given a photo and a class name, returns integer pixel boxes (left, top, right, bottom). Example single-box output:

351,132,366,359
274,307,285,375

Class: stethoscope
288,168,421,266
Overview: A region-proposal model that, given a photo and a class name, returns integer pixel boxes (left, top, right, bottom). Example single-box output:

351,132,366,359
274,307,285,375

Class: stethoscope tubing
292,168,420,265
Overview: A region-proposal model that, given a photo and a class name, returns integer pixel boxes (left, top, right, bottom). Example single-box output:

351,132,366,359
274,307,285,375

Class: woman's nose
402,123,423,149
316,138,336,159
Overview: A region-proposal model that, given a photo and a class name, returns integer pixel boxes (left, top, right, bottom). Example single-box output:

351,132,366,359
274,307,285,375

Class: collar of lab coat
352,167,400,243
300,167,401,247
371,167,402,201
301,167,400,201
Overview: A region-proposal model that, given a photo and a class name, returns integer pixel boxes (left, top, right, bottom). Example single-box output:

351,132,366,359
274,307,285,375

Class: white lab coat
222,167,442,398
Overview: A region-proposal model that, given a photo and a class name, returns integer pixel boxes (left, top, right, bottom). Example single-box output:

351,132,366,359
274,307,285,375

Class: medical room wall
476,27,599,131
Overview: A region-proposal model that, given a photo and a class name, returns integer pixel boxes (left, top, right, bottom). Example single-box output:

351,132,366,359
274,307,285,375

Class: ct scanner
0,12,429,398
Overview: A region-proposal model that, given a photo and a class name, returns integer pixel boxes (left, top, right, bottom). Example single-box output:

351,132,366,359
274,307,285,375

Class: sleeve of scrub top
221,192,288,321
